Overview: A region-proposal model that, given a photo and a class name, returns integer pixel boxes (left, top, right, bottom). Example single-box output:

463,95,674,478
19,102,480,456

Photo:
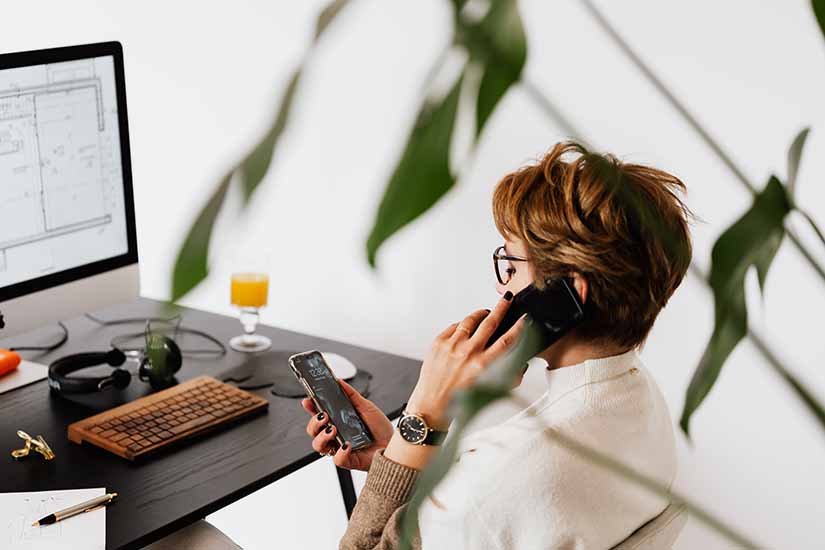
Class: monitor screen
0,44,136,302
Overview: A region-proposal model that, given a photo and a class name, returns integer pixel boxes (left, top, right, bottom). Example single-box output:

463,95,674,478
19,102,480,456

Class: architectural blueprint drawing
0,57,129,288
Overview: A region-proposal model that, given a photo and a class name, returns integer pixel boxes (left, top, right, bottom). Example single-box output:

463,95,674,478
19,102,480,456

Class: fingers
301,397,317,415
449,309,491,343
470,291,515,348
338,379,364,404
483,312,528,360
306,409,330,437
436,322,460,341
332,441,352,467
312,422,339,455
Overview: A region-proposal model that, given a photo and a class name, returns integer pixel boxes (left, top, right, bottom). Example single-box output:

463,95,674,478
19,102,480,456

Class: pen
32,492,118,526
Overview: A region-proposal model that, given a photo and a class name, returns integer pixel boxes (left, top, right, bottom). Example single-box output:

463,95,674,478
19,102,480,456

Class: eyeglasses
493,245,528,285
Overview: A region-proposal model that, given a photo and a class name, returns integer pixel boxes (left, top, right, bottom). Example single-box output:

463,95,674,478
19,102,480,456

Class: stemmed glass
229,272,271,352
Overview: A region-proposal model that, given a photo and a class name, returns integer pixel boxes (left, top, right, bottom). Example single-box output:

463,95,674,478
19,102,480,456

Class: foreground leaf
237,71,302,201
171,172,232,300
786,127,809,197
814,0,825,44
680,176,791,436
459,0,527,137
170,1,350,301
366,73,464,266
315,0,349,39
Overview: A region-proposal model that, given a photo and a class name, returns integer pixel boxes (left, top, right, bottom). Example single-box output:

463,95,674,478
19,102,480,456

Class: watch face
398,415,427,444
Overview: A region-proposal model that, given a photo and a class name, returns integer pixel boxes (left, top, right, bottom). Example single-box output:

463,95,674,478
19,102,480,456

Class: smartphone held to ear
289,350,374,452
486,278,585,356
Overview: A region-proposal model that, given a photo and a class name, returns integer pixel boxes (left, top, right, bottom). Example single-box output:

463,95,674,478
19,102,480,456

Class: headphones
48,327,182,395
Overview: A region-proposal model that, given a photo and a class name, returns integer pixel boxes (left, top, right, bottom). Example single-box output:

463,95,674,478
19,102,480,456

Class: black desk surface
0,298,421,550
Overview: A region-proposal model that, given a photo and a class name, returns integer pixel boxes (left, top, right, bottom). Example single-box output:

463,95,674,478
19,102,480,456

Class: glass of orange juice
229,272,271,352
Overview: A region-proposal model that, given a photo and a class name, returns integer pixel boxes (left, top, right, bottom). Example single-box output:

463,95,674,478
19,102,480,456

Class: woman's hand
301,379,395,472
406,292,527,429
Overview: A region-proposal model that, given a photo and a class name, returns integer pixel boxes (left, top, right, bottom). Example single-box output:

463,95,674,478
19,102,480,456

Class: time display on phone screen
298,352,371,449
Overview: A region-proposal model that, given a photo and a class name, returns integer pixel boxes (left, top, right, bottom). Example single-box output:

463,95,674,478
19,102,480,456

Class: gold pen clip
11,430,56,461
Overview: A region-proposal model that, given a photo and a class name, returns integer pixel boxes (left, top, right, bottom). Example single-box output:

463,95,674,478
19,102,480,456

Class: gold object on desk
11,430,56,461
32,492,118,526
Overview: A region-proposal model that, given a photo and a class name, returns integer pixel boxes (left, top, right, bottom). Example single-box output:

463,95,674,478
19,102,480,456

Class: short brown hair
492,141,693,349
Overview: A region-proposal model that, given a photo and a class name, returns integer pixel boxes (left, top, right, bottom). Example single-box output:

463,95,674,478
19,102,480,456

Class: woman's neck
539,337,633,370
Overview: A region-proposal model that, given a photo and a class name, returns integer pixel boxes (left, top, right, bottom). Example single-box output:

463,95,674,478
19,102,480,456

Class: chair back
609,502,688,550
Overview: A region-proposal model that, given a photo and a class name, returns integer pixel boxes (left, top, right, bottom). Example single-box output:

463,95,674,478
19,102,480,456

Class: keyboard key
170,414,215,435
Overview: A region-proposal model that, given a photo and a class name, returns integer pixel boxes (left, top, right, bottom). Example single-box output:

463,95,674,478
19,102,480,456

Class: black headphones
48,331,182,395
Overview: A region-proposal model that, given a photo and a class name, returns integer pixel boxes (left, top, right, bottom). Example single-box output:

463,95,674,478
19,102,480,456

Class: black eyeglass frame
493,245,529,285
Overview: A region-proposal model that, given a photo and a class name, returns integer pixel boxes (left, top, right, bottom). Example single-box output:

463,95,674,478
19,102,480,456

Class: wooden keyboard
68,376,268,460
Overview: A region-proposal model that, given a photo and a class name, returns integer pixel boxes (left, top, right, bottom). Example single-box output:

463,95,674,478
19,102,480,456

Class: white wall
6,1,825,548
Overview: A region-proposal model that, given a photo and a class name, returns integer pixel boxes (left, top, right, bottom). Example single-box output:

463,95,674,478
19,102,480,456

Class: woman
303,141,693,549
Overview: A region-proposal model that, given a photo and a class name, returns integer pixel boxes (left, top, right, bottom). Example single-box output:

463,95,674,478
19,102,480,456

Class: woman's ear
571,273,588,304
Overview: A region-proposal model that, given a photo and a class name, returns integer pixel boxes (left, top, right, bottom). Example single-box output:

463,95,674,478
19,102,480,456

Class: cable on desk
85,313,227,357
84,312,182,326
7,321,69,352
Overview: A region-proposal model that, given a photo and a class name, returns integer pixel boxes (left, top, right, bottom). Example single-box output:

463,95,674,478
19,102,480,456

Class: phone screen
290,351,373,450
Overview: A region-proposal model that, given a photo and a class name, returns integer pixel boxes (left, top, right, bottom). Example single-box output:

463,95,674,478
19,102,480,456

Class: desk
0,298,421,550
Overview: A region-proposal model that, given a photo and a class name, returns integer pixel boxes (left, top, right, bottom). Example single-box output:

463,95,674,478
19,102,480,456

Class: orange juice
231,273,269,308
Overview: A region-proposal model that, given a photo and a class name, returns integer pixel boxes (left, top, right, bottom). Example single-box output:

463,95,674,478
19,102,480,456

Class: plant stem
579,0,825,284
520,79,588,145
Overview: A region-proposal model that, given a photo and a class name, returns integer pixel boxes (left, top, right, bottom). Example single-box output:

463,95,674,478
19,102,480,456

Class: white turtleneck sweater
416,348,678,549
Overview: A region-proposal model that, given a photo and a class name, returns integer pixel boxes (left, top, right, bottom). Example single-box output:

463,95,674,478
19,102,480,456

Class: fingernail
484,308,491,313
324,425,332,433
317,412,324,420
503,291,513,301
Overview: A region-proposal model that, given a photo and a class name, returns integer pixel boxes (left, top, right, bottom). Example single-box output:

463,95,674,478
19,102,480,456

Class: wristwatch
395,403,449,446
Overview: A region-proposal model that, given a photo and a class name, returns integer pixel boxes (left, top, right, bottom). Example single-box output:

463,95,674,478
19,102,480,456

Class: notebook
0,487,106,550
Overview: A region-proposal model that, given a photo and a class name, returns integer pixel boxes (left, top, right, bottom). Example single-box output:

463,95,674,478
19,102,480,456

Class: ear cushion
110,368,131,390
141,335,182,389
105,348,127,366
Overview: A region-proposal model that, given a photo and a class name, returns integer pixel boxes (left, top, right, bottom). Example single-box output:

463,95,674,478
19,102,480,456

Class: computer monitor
0,42,139,337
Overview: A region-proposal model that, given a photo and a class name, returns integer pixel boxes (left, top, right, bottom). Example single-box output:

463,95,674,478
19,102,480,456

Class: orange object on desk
0,349,21,377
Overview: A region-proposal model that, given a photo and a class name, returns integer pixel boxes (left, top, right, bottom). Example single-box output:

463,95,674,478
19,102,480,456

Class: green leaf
754,229,783,294
680,176,791,437
459,0,527,138
172,172,232,300
314,0,349,40
786,127,809,198
813,0,825,43
366,73,464,267
171,0,347,301
238,70,301,201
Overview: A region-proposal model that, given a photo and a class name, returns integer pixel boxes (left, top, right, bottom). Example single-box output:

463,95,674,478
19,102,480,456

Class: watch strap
423,428,448,445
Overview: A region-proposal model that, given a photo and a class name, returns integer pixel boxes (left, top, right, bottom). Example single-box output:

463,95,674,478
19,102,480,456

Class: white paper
0,488,106,550
0,360,48,395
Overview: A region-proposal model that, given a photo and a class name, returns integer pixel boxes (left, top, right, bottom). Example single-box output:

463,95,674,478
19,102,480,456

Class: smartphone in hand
289,350,374,451
485,277,585,355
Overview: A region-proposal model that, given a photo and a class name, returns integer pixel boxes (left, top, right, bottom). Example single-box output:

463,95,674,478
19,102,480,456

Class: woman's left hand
405,293,527,429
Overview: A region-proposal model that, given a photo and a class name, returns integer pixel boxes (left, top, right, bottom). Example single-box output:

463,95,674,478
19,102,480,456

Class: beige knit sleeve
339,449,422,550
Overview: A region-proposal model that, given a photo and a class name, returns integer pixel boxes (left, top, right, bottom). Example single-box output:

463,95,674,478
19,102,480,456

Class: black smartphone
485,278,585,356
289,350,374,451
